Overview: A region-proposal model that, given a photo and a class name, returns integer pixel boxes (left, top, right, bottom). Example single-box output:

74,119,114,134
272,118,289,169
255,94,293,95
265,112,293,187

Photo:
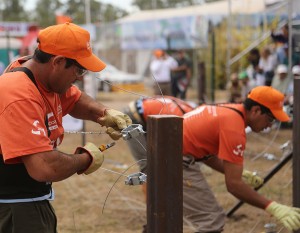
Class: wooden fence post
146,115,183,233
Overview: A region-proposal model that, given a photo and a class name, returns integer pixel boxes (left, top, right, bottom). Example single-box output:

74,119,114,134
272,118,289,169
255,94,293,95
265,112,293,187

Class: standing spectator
182,86,300,232
150,49,178,96
257,47,277,86
0,23,132,233
227,72,242,103
271,64,291,95
238,71,252,101
171,50,192,100
246,48,260,83
271,24,289,64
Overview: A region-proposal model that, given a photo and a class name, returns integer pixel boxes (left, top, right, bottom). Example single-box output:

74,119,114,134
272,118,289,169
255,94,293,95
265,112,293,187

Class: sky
24,0,134,12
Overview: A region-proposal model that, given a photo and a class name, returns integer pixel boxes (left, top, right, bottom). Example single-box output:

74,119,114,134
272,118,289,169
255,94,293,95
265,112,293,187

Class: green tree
62,0,127,24
33,0,62,28
1,0,29,21
99,3,127,23
31,0,127,27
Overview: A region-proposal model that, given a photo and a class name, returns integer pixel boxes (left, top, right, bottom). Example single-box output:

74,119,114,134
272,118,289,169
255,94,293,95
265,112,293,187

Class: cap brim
271,109,290,122
76,54,106,72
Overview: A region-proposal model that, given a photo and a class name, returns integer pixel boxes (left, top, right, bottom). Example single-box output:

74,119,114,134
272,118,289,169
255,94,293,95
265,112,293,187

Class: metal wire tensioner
121,124,146,140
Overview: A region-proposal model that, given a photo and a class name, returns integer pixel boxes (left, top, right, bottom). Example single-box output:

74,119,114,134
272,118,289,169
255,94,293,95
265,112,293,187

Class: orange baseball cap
247,86,289,122
38,22,106,72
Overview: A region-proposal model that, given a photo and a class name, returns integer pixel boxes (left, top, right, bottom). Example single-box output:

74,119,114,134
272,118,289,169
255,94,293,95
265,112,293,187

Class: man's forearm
69,92,107,122
22,150,91,182
204,157,224,173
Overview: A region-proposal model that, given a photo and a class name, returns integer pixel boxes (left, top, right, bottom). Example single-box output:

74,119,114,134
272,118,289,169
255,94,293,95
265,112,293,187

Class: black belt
182,155,213,167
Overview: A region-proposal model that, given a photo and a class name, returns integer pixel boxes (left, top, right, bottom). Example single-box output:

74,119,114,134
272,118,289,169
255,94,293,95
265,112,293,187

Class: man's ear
51,56,66,67
251,105,261,115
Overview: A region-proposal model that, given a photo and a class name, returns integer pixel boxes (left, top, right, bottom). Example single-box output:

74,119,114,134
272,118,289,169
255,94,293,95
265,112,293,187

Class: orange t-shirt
183,104,246,165
0,61,81,164
141,96,194,119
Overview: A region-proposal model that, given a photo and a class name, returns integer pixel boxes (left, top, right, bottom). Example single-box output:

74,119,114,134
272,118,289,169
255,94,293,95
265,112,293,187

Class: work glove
97,109,132,140
242,170,264,188
75,142,104,175
265,201,300,231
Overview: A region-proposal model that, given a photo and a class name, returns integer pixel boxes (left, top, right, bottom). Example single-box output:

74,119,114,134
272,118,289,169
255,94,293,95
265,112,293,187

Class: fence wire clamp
121,124,146,140
125,172,147,186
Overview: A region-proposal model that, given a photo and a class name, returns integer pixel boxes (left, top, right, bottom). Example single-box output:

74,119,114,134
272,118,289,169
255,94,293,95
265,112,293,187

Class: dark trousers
171,77,187,100
0,200,57,233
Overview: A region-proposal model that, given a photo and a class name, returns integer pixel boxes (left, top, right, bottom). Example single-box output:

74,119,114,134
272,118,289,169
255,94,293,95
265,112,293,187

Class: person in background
227,72,242,103
150,49,178,96
182,86,300,232
246,48,260,82
0,23,132,233
171,50,192,100
271,64,291,95
257,47,277,86
238,70,252,101
271,24,289,65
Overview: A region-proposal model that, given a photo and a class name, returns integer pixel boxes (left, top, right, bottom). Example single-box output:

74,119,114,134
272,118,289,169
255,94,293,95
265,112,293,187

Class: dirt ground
54,86,294,233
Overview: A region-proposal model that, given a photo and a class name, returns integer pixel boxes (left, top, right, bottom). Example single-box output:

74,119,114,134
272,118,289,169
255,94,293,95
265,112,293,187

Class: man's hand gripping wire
75,142,116,175
97,109,132,140
266,201,300,231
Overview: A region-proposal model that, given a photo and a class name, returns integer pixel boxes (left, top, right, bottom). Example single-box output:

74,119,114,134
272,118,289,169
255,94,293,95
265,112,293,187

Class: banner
120,15,209,50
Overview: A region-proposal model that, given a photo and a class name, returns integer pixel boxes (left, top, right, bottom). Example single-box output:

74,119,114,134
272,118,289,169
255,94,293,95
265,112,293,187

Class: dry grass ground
53,87,293,233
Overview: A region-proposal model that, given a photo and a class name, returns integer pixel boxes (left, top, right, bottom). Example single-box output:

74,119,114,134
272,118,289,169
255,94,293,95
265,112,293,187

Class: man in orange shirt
182,86,300,232
0,23,131,233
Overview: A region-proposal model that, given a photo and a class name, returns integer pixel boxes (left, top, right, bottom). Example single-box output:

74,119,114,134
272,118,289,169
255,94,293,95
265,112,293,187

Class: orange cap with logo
247,86,289,122
38,22,106,72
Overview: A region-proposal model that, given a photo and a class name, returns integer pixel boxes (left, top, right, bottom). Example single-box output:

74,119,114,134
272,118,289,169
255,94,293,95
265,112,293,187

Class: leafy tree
29,0,127,27
1,0,28,21
33,0,63,28
64,0,127,24
99,3,127,23
64,0,85,24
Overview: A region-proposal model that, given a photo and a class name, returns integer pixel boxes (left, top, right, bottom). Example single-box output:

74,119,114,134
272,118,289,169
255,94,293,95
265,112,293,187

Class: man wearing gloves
0,23,131,233
125,96,264,233
182,86,300,232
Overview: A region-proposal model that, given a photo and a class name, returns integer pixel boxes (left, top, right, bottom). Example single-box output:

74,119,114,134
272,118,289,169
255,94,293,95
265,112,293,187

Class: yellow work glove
97,109,132,140
266,201,300,231
75,142,104,175
242,169,264,188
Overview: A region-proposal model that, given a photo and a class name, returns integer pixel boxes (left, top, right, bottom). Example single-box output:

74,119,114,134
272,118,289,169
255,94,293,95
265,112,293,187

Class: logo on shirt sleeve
233,144,244,157
31,120,46,136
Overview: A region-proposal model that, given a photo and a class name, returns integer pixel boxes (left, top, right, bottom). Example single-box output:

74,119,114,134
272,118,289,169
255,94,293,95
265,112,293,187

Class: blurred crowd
227,24,299,106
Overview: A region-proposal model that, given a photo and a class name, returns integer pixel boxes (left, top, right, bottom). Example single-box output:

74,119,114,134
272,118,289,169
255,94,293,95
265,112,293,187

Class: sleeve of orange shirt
218,107,245,165
0,99,52,164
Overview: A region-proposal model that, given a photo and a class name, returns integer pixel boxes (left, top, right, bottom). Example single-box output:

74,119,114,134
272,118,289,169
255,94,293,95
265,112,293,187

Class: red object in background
56,15,72,24
20,25,39,56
